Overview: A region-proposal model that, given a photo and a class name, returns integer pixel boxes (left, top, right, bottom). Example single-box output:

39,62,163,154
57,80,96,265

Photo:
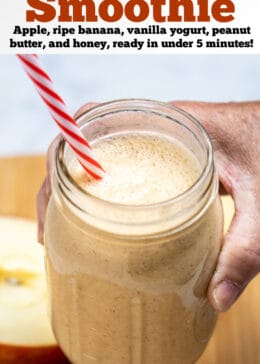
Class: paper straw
17,54,105,180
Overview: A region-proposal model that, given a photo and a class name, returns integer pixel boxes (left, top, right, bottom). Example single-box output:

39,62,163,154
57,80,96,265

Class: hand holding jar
37,100,260,364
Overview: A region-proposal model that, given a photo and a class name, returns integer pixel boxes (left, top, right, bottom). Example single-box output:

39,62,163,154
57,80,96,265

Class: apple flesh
0,216,70,364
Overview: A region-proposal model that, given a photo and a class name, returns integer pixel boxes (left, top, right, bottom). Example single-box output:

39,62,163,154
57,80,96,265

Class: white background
0,1,259,155
1,1,260,54
0,54,259,155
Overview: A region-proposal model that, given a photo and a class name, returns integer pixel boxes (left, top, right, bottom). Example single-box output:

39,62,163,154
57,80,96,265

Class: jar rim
56,98,213,211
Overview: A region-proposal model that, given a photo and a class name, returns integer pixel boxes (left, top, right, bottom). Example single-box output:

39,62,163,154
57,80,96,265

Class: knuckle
233,244,260,284
215,244,260,288
241,244,260,263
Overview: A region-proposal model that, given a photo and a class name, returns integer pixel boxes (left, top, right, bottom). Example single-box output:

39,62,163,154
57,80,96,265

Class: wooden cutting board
0,155,259,364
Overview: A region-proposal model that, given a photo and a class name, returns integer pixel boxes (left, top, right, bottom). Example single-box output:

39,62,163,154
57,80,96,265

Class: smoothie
45,102,223,364
71,133,201,205
45,101,222,364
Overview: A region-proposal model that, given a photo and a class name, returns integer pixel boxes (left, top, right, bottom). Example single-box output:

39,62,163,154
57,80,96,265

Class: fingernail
213,281,240,311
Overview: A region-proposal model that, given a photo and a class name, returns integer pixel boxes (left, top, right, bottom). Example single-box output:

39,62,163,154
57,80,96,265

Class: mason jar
45,99,223,364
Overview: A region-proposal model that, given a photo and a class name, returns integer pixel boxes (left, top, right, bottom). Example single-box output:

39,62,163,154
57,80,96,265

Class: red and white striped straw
17,54,105,180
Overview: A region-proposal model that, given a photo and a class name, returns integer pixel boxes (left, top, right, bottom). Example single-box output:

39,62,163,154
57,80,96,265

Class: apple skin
0,343,70,364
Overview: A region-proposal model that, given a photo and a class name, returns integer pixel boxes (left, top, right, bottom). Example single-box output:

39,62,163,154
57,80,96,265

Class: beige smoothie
45,132,223,364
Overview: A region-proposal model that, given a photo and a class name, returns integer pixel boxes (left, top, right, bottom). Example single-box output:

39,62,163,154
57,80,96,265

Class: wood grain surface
0,155,259,364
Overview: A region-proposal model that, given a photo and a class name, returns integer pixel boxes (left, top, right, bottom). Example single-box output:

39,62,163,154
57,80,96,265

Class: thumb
208,185,260,311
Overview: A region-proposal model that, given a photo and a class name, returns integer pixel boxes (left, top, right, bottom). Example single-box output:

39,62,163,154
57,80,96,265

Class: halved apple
0,216,70,364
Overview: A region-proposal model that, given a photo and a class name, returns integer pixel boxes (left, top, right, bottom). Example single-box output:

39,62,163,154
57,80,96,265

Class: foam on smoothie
47,132,223,364
71,133,201,205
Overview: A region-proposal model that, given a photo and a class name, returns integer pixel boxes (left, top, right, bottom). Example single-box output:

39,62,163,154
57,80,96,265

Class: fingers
169,100,260,311
208,185,260,311
37,137,60,244
37,178,49,244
